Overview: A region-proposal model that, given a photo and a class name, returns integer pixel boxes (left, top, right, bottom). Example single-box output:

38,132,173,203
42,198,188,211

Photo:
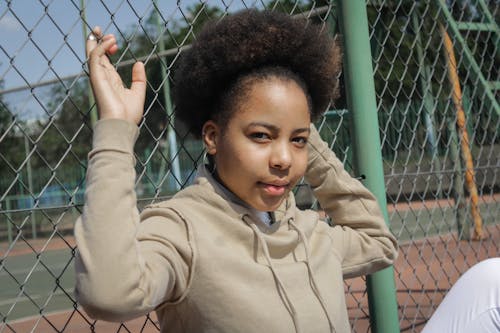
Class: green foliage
0,99,11,134
1,70,93,195
0,77,12,135
0,79,26,194
267,0,330,13
33,81,92,166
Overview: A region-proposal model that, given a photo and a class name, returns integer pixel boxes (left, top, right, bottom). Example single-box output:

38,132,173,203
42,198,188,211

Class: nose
270,141,292,170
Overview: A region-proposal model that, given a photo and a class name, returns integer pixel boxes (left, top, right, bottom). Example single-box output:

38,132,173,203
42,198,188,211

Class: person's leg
422,257,500,333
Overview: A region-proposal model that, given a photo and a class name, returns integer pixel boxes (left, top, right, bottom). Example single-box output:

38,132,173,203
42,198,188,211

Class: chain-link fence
0,0,498,332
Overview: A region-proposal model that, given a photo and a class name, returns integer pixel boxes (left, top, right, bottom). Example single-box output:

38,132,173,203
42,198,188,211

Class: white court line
0,262,73,277
0,287,75,306
6,307,76,323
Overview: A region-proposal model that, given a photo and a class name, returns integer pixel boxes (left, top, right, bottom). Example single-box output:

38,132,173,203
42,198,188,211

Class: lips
259,181,289,196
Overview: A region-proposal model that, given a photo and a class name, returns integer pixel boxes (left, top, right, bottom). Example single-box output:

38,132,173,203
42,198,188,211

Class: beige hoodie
75,119,398,333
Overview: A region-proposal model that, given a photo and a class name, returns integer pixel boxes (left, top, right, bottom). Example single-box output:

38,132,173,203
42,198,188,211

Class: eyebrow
247,122,310,135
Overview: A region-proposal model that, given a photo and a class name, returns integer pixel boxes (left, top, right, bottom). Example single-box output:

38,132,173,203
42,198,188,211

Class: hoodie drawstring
243,216,302,333
289,220,337,333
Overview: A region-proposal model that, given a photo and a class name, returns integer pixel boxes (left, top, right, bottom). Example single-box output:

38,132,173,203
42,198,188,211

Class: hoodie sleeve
304,124,398,279
74,119,192,322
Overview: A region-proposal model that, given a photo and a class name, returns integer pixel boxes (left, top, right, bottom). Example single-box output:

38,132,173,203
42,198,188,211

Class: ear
202,121,219,155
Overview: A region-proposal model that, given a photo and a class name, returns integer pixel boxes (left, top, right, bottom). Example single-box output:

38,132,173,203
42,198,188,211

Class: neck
205,164,275,226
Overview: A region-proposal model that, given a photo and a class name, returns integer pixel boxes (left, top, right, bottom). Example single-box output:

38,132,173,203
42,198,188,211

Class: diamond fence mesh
0,0,498,332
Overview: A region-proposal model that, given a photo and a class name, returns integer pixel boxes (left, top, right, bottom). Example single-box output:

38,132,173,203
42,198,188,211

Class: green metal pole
24,135,36,239
80,0,98,126
6,198,12,244
337,1,400,332
154,0,181,191
410,11,442,195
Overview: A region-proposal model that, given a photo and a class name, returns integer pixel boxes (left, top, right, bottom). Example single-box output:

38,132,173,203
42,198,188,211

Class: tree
0,78,27,196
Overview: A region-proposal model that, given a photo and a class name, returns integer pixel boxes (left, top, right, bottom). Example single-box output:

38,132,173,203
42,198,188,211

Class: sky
0,0,250,120
0,0,198,89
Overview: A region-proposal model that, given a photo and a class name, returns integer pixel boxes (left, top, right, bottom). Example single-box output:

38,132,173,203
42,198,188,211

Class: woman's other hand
86,26,146,125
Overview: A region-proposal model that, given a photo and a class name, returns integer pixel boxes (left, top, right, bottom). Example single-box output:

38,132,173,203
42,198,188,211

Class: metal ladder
437,0,500,116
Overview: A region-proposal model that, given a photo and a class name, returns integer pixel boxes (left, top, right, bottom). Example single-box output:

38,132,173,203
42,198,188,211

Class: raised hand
86,26,146,125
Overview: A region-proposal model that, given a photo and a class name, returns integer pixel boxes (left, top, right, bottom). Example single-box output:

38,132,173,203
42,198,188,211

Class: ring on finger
87,33,97,41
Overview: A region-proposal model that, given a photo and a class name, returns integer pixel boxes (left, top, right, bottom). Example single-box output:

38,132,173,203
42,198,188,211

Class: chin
255,198,285,212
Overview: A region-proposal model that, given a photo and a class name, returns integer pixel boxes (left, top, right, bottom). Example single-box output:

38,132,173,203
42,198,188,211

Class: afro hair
173,9,342,137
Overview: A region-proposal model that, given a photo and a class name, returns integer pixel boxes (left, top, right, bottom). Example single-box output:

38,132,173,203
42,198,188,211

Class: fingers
85,26,102,58
86,26,117,64
84,26,146,125
131,62,147,113
131,62,147,91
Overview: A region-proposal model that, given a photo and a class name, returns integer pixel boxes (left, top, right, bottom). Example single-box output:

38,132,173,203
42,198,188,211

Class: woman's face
203,78,311,211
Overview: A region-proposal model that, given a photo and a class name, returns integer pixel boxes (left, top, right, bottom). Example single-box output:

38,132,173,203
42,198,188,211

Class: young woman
75,10,398,332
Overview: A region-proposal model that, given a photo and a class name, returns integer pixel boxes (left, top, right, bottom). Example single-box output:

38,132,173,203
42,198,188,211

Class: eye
292,136,308,147
249,132,271,142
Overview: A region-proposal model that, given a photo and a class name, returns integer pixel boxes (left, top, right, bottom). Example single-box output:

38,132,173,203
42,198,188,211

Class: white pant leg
422,258,500,333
